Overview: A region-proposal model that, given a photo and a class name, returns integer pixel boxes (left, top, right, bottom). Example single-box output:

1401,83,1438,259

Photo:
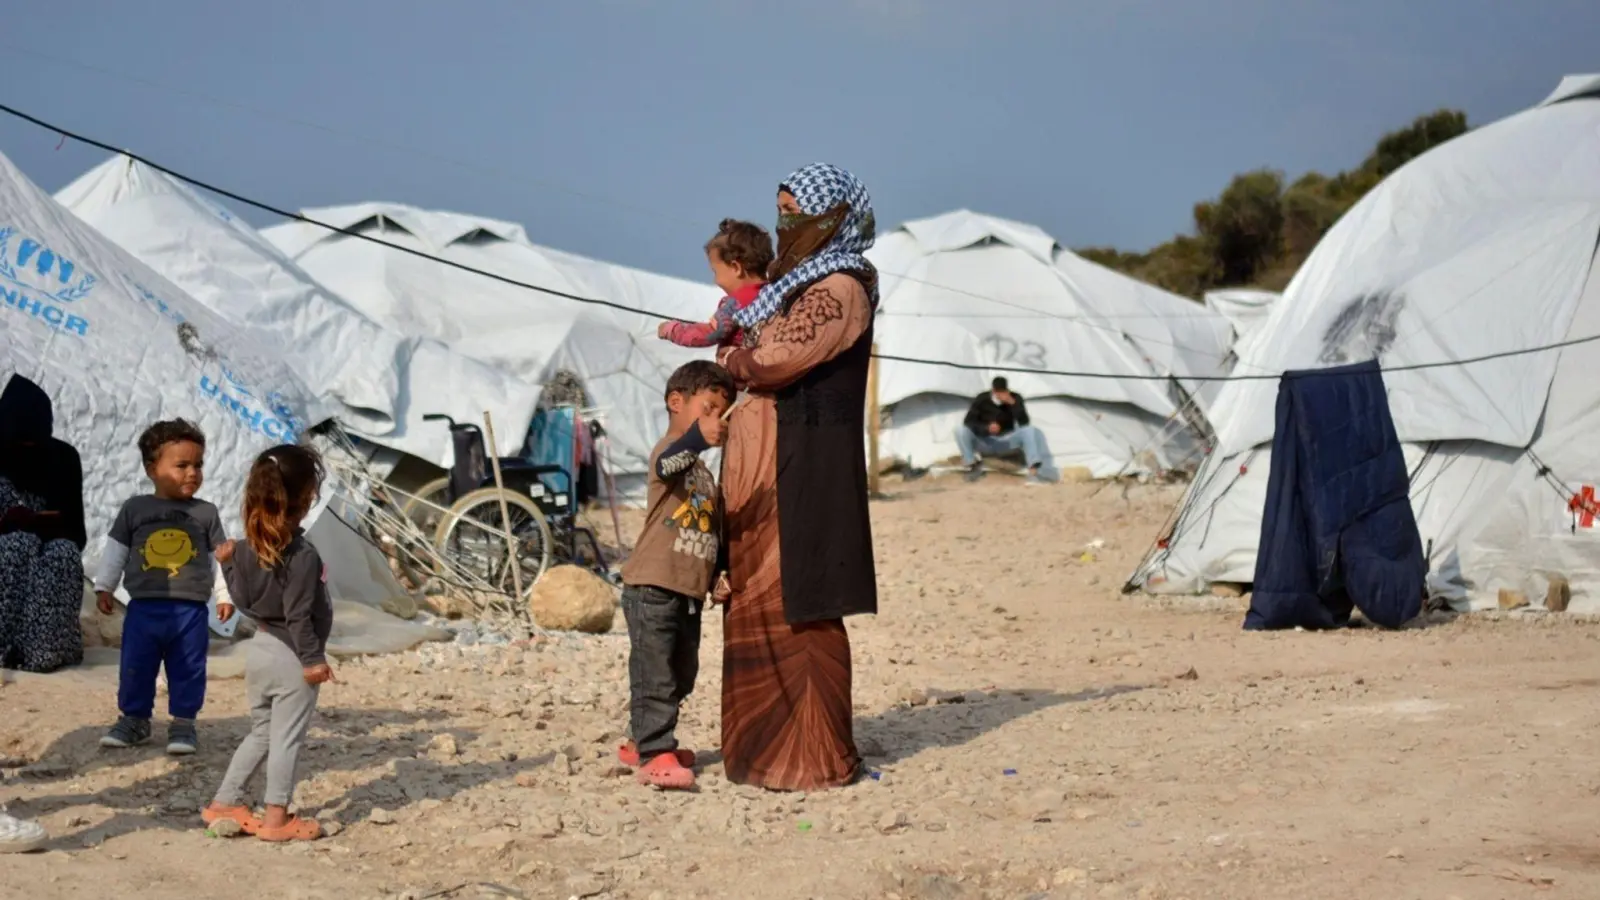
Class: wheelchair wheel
434,487,554,598
402,476,453,535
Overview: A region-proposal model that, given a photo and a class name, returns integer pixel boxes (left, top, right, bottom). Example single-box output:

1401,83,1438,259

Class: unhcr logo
199,373,302,442
198,363,304,442
0,226,94,335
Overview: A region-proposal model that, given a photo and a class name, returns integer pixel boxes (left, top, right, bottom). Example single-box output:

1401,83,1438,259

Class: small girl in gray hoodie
202,444,334,842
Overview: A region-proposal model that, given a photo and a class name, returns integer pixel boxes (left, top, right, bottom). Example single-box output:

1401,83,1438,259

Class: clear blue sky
2,0,1595,281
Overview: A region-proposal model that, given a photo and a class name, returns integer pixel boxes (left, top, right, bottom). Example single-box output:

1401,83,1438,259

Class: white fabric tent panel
867,211,1232,478
872,235,1179,415
55,159,542,468
1137,80,1600,612
1541,75,1600,107
1140,436,1592,616
55,158,403,432
1210,92,1600,456
1458,250,1600,611
868,213,1232,418
0,149,328,632
1054,248,1235,402
264,206,715,475
1136,449,1268,593
1213,202,1600,456
1203,289,1279,346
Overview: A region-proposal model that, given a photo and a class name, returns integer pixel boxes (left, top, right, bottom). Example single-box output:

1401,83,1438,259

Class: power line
3,99,1597,385
875,330,1600,381
3,43,1235,325
0,101,673,322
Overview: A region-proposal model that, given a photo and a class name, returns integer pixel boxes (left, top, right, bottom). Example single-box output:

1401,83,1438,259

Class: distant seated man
956,377,1059,485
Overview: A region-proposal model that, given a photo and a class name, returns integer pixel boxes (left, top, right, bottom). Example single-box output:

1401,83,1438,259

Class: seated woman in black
0,374,87,673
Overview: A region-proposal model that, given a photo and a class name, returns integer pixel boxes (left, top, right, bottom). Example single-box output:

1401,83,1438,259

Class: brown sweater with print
620,426,721,599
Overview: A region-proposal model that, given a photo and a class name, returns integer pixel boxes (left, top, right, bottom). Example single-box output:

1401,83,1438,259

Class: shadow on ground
859,683,1147,766
9,705,547,850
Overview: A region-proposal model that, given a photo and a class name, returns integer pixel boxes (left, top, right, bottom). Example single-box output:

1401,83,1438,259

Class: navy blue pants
118,599,209,720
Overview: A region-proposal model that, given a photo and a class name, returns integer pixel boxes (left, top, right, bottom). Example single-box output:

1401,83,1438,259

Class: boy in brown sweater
616,360,733,789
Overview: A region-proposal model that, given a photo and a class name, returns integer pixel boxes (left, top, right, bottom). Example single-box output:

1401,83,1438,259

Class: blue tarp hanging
523,406,577,496
1245,359,1425,630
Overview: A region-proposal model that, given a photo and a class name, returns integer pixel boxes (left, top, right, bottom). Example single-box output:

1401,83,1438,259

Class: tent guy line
5,99,1600,385
865,331,1600,381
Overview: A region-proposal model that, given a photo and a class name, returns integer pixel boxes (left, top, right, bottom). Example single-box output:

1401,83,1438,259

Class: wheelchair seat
424,411,608,579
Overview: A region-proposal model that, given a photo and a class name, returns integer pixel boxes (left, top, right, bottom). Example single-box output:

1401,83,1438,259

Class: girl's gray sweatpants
213,631,320,807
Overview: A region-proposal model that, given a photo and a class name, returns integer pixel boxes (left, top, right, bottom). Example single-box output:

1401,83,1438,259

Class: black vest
772,315,879,624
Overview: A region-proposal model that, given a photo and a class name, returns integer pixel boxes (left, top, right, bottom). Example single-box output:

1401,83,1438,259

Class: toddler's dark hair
704,219,774,280
243,444,325,568
137,418,207,465
663,360,735,407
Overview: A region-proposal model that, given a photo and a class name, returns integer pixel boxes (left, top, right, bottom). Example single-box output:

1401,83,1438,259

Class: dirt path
4,477,1598,899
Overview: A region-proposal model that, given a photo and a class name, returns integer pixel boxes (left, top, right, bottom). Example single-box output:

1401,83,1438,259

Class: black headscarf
0,374,86,549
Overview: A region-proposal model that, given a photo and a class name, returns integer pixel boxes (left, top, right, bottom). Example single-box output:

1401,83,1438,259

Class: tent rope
5,99,1600,386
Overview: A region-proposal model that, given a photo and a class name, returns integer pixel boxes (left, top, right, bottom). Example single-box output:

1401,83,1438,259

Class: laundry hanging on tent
523,405,579,497
1245,359,1425,630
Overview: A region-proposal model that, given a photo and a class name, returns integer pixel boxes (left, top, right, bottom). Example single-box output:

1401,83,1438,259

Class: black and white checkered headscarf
732,162,877,329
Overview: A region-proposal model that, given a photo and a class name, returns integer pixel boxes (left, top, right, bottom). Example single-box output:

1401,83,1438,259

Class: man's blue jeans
955,425,1056,475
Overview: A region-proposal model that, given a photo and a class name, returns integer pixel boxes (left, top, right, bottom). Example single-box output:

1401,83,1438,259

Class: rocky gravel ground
5,476,1600,899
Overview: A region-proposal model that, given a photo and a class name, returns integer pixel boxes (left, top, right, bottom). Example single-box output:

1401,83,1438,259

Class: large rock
1546,574,1571,613
1498,588,1529,610
528,565,617,633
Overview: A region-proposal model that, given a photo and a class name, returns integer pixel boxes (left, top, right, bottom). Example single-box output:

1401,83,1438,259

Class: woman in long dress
717,163,879,791
0,374,87,675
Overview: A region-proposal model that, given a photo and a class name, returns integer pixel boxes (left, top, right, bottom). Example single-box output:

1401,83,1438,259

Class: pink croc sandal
636,753,696,790
617,740,695,769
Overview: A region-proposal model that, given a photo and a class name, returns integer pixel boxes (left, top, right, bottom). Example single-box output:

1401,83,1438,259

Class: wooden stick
866,343,881,495
481,411,526,614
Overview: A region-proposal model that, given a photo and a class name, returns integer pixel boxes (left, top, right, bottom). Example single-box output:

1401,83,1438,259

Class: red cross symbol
1572,485,1597,528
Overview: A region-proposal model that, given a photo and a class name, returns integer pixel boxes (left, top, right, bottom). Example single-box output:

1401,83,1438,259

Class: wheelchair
403,413,609,597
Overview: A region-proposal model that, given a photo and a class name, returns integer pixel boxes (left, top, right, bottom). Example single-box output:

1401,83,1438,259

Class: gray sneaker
963,464,987,483
166,719,198,756
99,716,152,749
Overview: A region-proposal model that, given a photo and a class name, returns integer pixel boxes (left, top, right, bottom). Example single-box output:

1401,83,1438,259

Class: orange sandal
636,752,695,790
256,816,323,842
617,740,695,768
201,804,261,835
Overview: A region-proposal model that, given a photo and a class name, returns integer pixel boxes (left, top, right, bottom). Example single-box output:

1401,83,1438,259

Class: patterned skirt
0,478,84,673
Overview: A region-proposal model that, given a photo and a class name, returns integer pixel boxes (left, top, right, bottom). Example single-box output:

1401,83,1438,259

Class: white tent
2,148,325,545
54,157,542,469
0,149,290,624
1203,288,1280,351
263,204,717,491
2,150,441,650
866,210,1233,478
1132,74,1600,612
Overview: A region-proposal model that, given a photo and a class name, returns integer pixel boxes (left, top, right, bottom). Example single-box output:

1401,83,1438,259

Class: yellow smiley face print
141,527,196,577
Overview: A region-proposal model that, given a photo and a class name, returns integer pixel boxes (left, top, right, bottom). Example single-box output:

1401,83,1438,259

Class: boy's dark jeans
621,584,702,758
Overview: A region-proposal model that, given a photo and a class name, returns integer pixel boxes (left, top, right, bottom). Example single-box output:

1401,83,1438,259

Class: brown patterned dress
718,273,874,791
